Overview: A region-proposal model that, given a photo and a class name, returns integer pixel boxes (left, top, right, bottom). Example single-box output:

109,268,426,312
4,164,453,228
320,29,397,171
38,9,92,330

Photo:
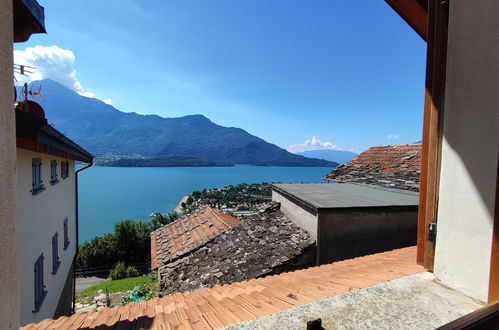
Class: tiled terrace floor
23,247,424,329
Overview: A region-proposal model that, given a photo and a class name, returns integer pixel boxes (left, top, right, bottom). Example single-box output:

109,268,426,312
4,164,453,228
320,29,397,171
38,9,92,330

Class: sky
14,0,427,153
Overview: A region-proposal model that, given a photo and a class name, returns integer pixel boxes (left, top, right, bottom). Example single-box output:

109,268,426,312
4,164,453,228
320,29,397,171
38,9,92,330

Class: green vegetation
77,211,180,269
76,274,156,304
187,183,272,209
120,284,155,306
97,156,233,167
109,262,139,280
150,212,178,231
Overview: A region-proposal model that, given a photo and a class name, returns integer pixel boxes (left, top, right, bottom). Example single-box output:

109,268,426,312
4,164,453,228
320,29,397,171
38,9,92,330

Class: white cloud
287,136,353,153
14,45,95,98
387,134,400,140
102,98,113,105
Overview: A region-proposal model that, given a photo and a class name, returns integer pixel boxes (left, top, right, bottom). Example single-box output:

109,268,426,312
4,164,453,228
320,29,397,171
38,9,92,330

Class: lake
78,165,333,242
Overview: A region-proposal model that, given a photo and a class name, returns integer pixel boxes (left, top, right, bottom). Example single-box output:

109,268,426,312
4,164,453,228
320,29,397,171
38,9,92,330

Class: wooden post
417,0,448,269
489,153,499,303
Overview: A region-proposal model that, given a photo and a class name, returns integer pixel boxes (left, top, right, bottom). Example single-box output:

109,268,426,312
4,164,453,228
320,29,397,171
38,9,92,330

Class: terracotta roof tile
23,247,424,330
150,206,241,270
325,144,421,191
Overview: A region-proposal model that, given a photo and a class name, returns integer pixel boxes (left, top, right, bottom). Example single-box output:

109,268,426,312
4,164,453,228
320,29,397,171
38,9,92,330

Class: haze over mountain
296,150,358,165
25,79,338,167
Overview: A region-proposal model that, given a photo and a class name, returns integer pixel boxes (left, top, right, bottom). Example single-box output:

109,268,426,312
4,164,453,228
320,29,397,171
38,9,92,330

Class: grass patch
76,273,157,304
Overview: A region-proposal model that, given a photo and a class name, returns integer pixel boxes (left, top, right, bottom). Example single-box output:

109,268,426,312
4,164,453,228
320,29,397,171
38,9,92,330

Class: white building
15,101,93,326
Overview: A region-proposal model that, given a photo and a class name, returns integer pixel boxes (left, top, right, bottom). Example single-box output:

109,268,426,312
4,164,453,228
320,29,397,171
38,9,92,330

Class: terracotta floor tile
201,311,225,329
221,298,258,321
24,247,423,330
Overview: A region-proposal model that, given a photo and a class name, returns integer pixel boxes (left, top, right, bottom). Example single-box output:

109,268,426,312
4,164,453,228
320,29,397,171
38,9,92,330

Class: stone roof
158,203,315,296
22,247,423,329
151,206,241,270
324,144,421,191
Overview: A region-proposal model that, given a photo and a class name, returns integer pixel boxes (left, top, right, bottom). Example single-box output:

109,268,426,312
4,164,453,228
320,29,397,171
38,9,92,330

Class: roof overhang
385,0,428,41
16,110,94,163
13,0,46,42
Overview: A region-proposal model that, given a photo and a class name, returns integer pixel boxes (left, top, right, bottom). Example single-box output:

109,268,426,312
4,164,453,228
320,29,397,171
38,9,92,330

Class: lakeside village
10,2,499,328
75,182,275,311
73,145,423,314
180,183,273,217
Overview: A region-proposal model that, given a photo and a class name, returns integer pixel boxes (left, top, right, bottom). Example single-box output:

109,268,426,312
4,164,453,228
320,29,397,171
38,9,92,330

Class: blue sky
14,0,426,153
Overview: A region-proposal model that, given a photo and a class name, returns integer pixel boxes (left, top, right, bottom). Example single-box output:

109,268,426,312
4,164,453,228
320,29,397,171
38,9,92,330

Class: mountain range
24,79,338,167
296,150,358,165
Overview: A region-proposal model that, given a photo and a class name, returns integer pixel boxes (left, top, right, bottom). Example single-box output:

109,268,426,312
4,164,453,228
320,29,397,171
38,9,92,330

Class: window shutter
34,254,46,312
63,218,70,250
52,233,60,274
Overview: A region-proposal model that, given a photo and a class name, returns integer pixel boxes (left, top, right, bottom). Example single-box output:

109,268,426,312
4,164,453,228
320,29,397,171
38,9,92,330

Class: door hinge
427,222,437,243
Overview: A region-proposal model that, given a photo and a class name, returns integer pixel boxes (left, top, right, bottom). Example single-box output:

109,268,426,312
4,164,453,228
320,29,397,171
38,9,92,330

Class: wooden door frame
416,0,449,269
489,153,499,303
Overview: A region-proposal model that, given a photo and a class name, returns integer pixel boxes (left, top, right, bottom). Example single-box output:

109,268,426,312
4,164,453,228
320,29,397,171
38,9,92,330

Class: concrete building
15,104,93,325
272,183,419,264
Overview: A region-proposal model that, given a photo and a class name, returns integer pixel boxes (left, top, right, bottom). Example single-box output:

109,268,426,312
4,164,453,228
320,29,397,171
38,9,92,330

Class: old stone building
151,204,314,296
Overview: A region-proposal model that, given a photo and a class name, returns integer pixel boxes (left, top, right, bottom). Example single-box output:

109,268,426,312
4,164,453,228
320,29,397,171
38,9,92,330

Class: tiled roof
151,206,241,270
23,247,424,329
324,144,421,191
158,206,314,295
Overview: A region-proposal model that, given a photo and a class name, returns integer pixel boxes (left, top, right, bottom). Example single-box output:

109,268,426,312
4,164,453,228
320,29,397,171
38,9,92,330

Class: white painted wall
434,0,499,302
0,1,19,328
17,149,77,325
272,190,318,240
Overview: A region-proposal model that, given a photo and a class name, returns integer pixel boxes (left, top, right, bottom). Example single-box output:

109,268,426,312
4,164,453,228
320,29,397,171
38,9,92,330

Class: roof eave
384,0,428,42
16,110,94,163
13,0,46,43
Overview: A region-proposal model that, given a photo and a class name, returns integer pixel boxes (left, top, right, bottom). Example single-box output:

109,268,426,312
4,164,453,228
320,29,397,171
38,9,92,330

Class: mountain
24,79,338,167
296,150,358,165
97,156,233,167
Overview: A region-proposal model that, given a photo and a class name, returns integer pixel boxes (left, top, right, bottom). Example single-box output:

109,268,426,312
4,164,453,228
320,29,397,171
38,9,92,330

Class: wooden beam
385,0,428,41
417,0,448,269
489,152,499,303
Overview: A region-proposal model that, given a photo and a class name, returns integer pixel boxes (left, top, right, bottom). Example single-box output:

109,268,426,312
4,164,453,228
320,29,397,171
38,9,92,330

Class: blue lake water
78,165,332,243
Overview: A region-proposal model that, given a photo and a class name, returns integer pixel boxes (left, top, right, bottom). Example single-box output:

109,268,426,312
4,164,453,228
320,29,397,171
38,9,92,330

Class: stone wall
158,204,315,296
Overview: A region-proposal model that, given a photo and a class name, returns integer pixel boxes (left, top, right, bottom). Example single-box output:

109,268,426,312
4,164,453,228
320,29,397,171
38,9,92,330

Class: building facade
15,103,92,325
17,150,76,324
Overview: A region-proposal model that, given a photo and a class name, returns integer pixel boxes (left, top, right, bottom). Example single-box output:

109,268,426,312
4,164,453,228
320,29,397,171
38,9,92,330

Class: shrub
76,233,116,269
77,219,152,269
120,284,154,306
125,266,139,278
110,261,128,280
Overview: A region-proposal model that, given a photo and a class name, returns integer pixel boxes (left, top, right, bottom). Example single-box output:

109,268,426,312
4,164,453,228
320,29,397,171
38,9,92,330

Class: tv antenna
13,64,36,80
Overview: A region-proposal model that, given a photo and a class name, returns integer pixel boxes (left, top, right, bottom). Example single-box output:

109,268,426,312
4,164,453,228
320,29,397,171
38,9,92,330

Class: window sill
33,290,47,313
31,185,46,195
50,179,59,185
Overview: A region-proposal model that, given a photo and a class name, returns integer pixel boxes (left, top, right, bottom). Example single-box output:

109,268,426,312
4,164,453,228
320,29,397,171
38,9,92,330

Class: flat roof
272,183,419,209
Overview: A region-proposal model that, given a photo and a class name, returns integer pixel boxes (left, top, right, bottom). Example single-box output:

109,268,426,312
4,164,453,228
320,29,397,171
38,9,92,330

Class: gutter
72,161,93,314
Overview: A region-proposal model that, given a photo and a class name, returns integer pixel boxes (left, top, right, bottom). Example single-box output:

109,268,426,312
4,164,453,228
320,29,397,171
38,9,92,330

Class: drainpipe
72,161,93,314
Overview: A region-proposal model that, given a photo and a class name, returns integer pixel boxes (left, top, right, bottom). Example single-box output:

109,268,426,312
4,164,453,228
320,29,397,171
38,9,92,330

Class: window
63,218,70,250
52,232,61,274
50,160,59,185
61,160,69,179
34,254,47,313
32,158,45,194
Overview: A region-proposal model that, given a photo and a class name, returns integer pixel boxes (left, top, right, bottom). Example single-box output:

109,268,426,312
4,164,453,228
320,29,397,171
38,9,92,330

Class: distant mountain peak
28,81,338,167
